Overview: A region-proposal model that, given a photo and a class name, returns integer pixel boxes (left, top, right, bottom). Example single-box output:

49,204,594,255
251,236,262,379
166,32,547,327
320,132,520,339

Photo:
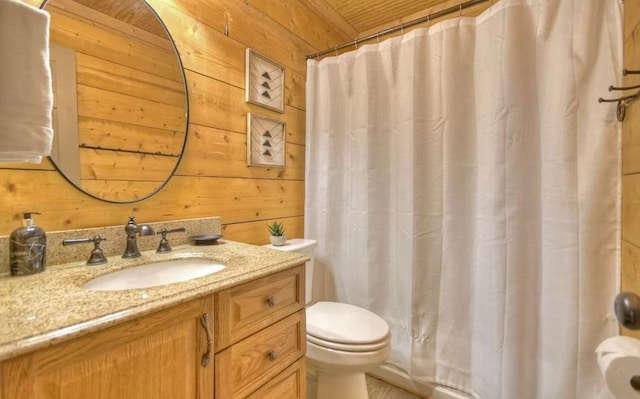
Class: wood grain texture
76,53,185,108
51,0,172,48
150,0,313,76
49,7,181,81
245,0,347,51
8,0,345,242
77,85,185,132
623,174,640,248
186,70,306,145
0,297,213,399
72,0,169,38
78,149,178,181
78,117,185,156
0,171,304,230
152,2,246,89
357,0,492,42
326,0,445,32
214,310,306,399
622,0,640,338
622,240,640,340
245,357,306,399
214,265,304,351
176,124,305,181
326,0,492,34
45,0,188,200
299,0,358,40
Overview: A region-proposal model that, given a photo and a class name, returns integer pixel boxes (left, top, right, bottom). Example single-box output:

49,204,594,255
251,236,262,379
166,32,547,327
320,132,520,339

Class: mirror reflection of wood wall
50,43,80,186
46,0,187,202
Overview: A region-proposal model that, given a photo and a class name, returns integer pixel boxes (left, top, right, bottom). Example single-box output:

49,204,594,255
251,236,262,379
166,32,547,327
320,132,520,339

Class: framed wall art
245,48,285,113
247,113,286,168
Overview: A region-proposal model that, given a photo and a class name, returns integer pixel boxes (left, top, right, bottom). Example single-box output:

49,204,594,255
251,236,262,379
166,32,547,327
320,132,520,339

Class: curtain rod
306,0,491,60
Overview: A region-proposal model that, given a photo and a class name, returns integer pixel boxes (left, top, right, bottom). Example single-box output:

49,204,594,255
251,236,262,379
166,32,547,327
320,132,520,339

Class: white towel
0,0,53,164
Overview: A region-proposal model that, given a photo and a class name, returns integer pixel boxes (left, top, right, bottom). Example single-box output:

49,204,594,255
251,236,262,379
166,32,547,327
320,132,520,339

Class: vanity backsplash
0,216,222,275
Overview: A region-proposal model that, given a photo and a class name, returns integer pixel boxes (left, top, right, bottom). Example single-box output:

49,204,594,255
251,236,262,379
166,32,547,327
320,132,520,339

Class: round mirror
41,0,188,203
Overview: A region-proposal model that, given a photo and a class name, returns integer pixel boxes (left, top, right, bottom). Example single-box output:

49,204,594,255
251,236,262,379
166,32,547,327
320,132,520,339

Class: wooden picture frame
245,48,285,113
247,113,286,168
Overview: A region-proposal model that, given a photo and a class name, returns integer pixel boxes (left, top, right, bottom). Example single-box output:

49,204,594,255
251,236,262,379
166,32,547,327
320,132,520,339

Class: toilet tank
263,238,316,304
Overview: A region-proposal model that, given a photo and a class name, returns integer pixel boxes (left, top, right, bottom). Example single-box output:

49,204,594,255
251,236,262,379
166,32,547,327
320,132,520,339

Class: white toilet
264,238,391,399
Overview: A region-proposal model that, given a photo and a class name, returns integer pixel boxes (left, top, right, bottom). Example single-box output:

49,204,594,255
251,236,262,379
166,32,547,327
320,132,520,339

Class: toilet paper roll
597,336,640,398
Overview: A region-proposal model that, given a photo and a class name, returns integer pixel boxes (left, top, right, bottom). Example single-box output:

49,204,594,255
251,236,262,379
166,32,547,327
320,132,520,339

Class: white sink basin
83,258,226,291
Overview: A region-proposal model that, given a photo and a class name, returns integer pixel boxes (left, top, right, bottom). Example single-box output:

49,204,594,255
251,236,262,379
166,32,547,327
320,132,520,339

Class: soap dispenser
10,212,47,276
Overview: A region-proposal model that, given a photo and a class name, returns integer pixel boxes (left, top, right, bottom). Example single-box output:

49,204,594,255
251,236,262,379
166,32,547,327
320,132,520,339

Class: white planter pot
270,235,287,246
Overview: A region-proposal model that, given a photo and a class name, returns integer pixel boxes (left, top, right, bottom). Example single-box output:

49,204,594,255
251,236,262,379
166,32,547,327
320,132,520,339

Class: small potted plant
267,221,287,246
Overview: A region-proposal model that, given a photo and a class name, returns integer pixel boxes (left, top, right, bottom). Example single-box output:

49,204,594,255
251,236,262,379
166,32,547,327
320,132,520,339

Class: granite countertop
0,240,308,362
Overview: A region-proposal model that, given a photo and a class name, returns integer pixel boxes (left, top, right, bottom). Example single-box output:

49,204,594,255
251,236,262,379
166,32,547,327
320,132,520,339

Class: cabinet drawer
214,310,306,399
215,265,304,350
245,357,306,399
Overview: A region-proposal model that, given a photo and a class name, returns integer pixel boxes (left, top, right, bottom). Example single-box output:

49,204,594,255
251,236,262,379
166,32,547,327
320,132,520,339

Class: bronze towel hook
599,68,640,122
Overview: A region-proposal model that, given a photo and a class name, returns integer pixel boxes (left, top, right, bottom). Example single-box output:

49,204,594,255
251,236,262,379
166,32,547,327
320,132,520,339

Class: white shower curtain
305,0,622,398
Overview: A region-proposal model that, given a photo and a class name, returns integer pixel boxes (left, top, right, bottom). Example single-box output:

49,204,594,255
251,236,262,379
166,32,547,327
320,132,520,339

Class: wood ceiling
324,0,448,33
72,0,167,37
318,0,492,38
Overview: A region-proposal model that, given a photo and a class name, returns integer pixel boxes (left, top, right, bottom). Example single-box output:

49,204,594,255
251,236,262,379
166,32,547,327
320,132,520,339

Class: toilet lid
306,302,390,350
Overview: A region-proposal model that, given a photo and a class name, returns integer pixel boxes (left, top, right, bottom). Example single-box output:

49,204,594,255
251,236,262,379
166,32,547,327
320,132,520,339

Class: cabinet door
0,297,214,399
215,310,306,399
245,358,306,399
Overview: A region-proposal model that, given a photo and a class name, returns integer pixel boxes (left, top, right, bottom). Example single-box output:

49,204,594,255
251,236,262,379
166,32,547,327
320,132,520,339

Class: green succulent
267,221,286,236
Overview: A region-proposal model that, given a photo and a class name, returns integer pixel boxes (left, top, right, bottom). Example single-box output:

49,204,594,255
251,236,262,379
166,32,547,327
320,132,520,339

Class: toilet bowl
264,238,391,399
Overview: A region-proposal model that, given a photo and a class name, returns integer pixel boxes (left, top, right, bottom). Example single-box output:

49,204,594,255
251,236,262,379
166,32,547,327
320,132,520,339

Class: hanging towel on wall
0,0,53,164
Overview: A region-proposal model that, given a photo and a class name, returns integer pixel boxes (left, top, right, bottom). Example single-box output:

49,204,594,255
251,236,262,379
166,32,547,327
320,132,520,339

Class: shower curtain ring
334,46,338,56
401,23,404,34
459,3,463,17
427,15,431,27
355,39,358,49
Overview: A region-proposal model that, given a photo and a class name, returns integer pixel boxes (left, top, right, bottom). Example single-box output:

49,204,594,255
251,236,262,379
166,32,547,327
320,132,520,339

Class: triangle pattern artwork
248,114,285,167
246,49,284,113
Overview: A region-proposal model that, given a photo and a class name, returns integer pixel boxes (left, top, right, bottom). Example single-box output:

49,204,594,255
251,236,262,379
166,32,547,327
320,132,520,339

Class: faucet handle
62,236,108,265
156,227,186,253
125,216,138,236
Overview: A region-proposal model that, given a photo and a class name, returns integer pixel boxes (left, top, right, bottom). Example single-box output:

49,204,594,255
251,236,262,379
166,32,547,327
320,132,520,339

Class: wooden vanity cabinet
214,265,306,399
0,296,214,399
0,264,306,399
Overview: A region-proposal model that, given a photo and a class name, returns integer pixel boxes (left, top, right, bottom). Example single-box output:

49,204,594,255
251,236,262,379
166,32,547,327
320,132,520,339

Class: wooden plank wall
623,0,640,339
2,0,350,245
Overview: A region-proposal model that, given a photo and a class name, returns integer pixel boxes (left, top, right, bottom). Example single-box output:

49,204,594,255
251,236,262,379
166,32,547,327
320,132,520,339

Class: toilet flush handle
266,296,277,307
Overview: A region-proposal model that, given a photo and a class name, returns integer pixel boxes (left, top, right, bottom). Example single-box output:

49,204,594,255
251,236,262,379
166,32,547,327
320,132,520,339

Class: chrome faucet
122,216,155,258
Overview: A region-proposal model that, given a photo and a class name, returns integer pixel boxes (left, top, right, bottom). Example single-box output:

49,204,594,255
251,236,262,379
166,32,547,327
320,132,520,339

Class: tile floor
307,373,426,399
366,375,426,399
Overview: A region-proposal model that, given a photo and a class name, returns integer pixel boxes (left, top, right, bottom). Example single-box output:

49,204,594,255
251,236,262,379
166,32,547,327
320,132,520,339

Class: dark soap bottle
10,212,47,276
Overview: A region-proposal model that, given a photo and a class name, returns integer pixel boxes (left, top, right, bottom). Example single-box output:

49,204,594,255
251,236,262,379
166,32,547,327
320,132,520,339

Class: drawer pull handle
200,313,212,367
266,296,277,307
268,350,279,361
